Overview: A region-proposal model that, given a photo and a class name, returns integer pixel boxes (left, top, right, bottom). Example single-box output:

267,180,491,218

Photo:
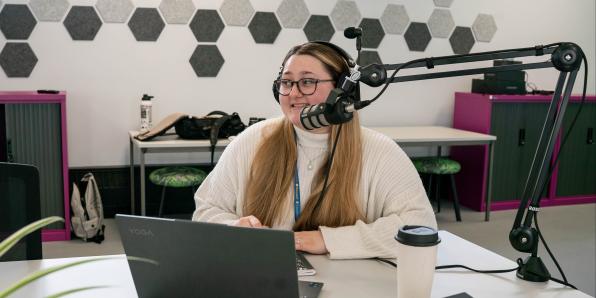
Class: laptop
116,214,323,298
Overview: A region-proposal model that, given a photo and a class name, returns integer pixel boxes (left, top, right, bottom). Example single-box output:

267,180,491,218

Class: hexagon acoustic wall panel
0,42,38,77
404,22,431,52
450,26,475,54
433,0,454,8
63,6,103,41
189,44,224,77
276,0,309,29
0,4,37,40
219,0,254,26
304,15,334,42
359,18,384,49
248,12,281,44
330,0,361,31
96,0,134,23
29,0,70,22
472,14,497,42
189,9,224,42
380,4,409,35
159,0,195,25
428,9,454,38
128,8,165,41
359,50,382,66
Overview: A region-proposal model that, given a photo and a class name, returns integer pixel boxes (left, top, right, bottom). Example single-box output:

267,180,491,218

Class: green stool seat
149,167,206,188
412,157,461,175
149,167,206,217
411,157,462,222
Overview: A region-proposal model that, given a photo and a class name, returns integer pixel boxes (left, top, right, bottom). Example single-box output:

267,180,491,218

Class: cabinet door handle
588,128,593,145
518,129,526,146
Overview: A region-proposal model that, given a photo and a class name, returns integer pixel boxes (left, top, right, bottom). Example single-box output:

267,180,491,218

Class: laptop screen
116,214,302,298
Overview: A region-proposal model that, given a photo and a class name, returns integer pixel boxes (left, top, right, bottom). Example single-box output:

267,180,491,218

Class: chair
149,166,206,217
412,157,462,221
0,162,42,261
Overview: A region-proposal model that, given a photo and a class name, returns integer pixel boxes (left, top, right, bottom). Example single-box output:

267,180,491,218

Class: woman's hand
233,215,266,228
294,230,328,254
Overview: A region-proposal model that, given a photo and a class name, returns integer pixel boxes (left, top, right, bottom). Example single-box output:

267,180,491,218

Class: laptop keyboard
296,252,316,276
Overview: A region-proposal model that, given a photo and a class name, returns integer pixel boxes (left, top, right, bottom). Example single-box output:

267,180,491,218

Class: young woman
192,42,436,259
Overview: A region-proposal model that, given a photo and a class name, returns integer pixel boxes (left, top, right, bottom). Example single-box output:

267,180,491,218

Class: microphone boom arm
355,42,584,283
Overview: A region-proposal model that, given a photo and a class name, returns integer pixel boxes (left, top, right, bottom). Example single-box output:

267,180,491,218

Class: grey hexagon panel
359,50,382,66
428,9,454,38
359,18,384,49
96,0,134,23
304,15,334,42
29,0,70,22
189,44,224,77
128,8,165,41
472,14,497,42
0,42,38,77
63,6,102,41
404,22,431,52
450,26,475,54
380,4,409,35
189,9,224,42
248,12,281,44
276,0,309,29
159,0,195,24
0,4,37,40
330,0,361,31
433,0,454,8
219,0,254,26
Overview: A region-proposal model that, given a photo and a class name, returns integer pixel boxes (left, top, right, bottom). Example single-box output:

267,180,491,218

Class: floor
42,202,596,297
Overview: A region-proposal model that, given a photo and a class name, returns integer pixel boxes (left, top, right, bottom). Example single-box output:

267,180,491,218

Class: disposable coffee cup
395,225,441,298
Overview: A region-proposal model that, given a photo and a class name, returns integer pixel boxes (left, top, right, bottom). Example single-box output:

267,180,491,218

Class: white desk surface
0,231,588,298
130,126,495,149
369,126,496,144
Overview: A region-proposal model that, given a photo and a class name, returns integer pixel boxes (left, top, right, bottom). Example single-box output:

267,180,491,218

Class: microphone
300,87,367,130
344,27,362,39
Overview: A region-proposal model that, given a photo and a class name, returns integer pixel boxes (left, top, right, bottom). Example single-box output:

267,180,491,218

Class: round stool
149,166,206,217
412,157,462,221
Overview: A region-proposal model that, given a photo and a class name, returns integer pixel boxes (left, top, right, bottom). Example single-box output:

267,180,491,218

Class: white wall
1,0,594,167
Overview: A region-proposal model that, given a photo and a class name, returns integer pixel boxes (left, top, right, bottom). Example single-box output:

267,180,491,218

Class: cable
310,123,343,217
374,258,519,274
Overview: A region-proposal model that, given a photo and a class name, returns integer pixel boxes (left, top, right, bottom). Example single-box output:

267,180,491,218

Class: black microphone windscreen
344,27,362,39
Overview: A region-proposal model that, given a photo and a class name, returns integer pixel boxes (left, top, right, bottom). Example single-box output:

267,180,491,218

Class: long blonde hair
244,43,365,231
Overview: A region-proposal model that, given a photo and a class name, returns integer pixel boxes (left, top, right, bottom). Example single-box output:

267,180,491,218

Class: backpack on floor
71,173,105,243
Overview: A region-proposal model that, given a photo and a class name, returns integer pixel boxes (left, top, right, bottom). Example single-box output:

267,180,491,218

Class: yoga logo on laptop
128,228,154,237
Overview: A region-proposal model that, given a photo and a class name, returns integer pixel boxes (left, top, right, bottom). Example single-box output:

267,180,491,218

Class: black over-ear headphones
272,41,356,103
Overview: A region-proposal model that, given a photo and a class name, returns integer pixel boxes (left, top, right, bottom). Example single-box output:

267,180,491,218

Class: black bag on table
174,111,246,165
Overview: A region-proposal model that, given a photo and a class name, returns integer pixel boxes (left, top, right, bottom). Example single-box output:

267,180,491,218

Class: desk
0,231,588,298
129,127,496,220
128,131,229,215
369,126,496,221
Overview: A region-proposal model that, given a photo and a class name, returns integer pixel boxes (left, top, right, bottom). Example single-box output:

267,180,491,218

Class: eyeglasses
274,78,334,96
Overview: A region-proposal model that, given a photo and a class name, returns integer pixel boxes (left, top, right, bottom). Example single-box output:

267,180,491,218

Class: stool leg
158,186,166,218
435,175,441,213
449,175,462,222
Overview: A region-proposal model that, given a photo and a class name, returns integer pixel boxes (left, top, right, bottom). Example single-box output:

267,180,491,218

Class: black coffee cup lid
395,225,441,247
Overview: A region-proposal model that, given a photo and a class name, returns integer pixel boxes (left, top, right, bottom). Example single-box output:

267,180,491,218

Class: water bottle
140,94,153,132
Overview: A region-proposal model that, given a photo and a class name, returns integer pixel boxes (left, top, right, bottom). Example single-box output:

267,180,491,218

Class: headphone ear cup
272,81,279,103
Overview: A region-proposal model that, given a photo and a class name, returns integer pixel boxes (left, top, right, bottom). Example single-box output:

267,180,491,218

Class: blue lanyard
294,165,301,221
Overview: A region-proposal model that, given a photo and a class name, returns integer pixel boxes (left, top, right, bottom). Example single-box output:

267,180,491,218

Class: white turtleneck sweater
192,117,437,259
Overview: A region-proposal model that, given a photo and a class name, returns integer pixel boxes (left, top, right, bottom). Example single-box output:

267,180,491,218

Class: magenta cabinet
452,92,596,211
0,91,70,241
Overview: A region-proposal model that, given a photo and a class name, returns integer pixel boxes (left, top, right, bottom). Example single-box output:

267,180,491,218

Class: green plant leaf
0,216,63,259
0,255,158,298
44,286,109,298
